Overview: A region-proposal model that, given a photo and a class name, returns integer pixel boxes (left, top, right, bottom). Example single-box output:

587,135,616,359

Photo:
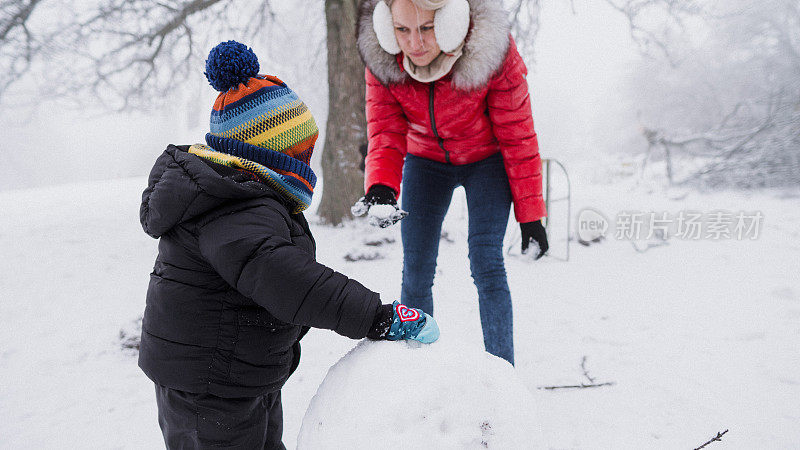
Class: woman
354,0,548,365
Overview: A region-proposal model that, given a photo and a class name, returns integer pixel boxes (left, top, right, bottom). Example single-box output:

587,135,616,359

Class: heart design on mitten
396,303,420,322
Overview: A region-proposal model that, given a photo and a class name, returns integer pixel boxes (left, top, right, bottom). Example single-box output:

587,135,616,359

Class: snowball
367,204,407,228
367,204,397,220
297,337,541,449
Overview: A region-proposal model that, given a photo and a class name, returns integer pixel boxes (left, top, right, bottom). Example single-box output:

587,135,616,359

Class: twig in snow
693,430,729,450
581,356,596,383
537,382,616,391
538,357,616,390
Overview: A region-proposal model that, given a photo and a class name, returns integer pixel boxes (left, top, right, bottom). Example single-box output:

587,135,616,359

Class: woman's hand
520,220,549,259
351,185,408,228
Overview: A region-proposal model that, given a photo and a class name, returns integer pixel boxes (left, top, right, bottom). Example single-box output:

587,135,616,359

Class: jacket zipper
429,82,450,164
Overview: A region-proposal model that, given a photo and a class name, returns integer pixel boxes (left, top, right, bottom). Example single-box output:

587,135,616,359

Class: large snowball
297,337,540,449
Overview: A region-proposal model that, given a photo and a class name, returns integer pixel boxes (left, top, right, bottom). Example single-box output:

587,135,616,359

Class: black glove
520,220,548,259
363,184,397,206
351,185,408,227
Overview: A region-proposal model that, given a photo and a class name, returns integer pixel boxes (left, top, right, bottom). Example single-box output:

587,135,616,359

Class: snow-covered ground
1,176,798,449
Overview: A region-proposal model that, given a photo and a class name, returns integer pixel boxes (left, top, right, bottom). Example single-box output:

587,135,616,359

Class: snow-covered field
1,176,798,449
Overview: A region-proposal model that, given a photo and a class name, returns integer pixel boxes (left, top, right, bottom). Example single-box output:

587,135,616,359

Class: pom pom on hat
204,40,260,92
205,40,319,196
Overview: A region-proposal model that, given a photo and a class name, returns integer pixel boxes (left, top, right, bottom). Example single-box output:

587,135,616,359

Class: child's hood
140,145,276,239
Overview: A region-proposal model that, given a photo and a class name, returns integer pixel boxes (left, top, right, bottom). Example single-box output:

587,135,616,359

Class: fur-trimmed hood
357,0,511,90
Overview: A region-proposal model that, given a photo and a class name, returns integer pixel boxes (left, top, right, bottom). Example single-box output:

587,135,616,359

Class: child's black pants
154,384,285,449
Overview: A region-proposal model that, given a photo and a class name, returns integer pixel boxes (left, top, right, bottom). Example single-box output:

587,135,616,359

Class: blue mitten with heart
384,301,440,344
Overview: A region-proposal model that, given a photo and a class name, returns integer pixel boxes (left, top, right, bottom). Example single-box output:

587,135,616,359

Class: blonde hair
384,0,449,11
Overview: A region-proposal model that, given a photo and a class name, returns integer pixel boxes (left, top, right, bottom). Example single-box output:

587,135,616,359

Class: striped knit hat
193,40,318,212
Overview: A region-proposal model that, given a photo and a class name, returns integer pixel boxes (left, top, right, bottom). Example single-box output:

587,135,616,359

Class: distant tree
0,0,44,98
600,0,705,64
629,0,800,188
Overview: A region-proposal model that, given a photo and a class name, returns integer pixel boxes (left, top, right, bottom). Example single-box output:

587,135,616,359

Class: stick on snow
538,356,616,390
693,430,729,450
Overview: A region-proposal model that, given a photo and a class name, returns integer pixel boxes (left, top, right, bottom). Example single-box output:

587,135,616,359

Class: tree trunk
318,0,367,225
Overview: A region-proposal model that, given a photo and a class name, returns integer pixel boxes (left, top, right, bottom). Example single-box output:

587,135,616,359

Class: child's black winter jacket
138,145,381,398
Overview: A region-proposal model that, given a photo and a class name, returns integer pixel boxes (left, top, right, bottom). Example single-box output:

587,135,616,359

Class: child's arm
197,199,381,339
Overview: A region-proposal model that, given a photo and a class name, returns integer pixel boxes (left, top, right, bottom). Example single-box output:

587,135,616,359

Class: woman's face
391,0,441,67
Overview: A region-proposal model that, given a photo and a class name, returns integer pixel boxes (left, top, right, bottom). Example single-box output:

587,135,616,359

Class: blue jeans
400,153,514,365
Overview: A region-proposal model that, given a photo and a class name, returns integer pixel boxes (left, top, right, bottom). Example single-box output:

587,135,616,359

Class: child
138,40,439,449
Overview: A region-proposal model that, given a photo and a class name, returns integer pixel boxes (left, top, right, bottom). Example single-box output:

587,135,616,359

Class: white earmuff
434,0,470,53
373,1,401,55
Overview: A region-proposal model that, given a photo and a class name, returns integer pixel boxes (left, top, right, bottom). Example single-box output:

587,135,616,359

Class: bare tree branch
21,0,276,110
0,0,44,99
243,0,276,40
0,0,41,41
602,0,706,65
693,430,729,450
507,0,542,60
83,0,229,108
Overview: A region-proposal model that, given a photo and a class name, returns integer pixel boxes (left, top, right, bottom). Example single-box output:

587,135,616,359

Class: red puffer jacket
358,0,546,222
